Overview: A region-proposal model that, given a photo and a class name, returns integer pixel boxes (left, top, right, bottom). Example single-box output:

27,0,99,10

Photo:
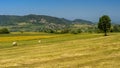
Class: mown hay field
0,35,56,42
0,32,120,68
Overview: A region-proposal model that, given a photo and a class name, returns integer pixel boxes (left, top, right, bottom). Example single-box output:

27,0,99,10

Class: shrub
44,29,55,33
0,28,10,34
70,28,82,34
113,25,120,32
61,29,69,34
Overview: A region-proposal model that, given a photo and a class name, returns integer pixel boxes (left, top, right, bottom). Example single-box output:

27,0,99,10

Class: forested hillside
0,14,93,32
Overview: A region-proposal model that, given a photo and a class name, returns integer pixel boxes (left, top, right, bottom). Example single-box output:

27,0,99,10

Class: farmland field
0,32,120,68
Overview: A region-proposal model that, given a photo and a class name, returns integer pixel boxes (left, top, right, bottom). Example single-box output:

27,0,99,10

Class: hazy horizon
0,0,120,23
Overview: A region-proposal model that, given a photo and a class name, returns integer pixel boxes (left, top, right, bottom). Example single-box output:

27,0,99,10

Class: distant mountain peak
73,19,93,25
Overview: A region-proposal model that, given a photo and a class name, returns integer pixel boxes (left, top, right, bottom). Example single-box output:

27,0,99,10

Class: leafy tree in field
0,28,10,34
98,15,111,36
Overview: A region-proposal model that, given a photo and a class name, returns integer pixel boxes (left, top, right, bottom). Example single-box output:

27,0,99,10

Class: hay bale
38,40,41,43
12,42,17,46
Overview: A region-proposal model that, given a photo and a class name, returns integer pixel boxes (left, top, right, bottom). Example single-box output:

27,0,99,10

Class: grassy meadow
0,32,120,68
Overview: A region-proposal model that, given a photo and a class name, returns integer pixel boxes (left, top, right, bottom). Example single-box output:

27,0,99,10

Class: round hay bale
12,42,17,46
38,40,41,43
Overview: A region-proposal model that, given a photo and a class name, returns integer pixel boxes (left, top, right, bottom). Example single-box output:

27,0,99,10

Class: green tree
98,15,111,36
0,28,10,34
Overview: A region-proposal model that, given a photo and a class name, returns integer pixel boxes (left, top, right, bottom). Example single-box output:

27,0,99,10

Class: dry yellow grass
0,36,56,42
0,33,120,68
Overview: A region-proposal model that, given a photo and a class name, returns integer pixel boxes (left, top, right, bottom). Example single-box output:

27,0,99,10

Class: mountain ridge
0,14,93,26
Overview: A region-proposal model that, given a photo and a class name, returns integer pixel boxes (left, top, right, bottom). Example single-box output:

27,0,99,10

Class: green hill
0,14,71,25
73,19,93,25
0,14,93,25
0,14,94,32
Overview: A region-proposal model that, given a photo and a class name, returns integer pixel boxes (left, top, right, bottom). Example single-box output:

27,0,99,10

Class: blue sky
0,0,120,22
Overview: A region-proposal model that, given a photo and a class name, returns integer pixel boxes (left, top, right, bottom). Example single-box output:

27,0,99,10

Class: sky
0,0,120,23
